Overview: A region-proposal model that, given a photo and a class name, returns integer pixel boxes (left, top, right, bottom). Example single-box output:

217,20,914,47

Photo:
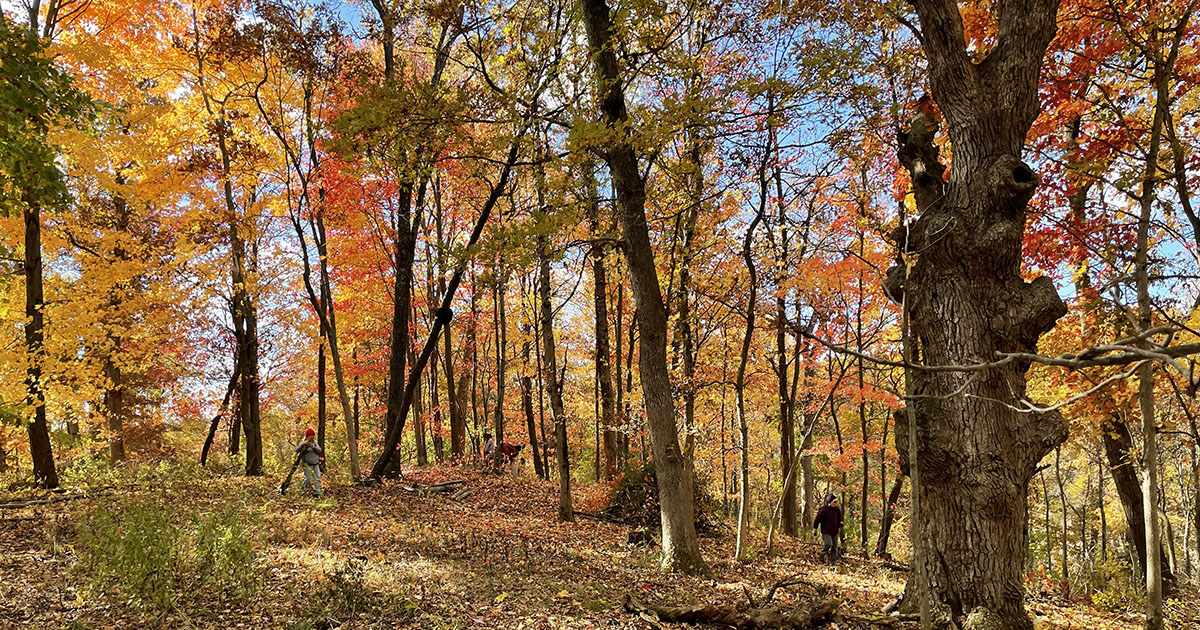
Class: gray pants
301,462,322,497
821,534,839,563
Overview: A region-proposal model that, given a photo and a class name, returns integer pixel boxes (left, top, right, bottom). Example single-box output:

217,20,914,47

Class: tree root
622,593,839,629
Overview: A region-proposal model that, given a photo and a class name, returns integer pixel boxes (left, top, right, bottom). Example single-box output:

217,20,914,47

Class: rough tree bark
885,0,1074,625
578,0,707,574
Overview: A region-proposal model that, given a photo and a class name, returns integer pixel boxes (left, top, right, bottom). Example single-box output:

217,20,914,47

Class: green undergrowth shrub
76,495,263,611
1088,559,1142,613
290,558,421,630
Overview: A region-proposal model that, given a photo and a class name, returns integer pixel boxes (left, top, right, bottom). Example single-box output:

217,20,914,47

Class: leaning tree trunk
886,0,1074,626
874,475,905,558
579,0,707,575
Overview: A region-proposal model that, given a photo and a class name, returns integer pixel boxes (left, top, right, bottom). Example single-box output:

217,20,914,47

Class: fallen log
574,510,629,525
622,594,839,629
0,488,110,510
401,480,466,495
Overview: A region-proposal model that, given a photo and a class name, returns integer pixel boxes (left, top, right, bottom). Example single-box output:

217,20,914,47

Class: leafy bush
78,498,180,610
76,496,262,611
600,461,721,536
60,454,117,487
291,558,420,630
1088,559,1142,613
192,501,263,598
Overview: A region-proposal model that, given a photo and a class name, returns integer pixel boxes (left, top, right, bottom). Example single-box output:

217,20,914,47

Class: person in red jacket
813,494,843,565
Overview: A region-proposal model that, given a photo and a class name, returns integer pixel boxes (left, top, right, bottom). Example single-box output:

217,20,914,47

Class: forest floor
0,464,1194,629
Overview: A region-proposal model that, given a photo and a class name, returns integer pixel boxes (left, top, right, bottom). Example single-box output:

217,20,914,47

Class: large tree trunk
579,0,707,575
540,235,572,520
888,0,1073,625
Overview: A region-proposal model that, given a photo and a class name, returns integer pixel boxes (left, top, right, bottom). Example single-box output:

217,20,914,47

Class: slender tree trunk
201,367,241,466
437,201,465,461
522,368,544,478
1099,448,1108,563
1043,471,1054,573
431,344,445,463
1136,20,1180,626
615,280,626,469
588,177,618,481
445,321,464,460
493,271,508,472
874,475,904,558
471,269,481,457
1055,447,1070,597
857,256,869,554
318,338,327,462
540,235,572,520
412,344,428,467
416,347,430,467
535,297,550,476
735,163,765,561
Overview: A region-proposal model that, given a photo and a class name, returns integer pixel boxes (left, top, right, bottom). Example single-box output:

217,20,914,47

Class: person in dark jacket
295,428,323,497
813,494,843,564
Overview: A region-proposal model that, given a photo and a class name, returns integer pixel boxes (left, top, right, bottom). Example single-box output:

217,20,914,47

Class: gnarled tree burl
887,0,1069,627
